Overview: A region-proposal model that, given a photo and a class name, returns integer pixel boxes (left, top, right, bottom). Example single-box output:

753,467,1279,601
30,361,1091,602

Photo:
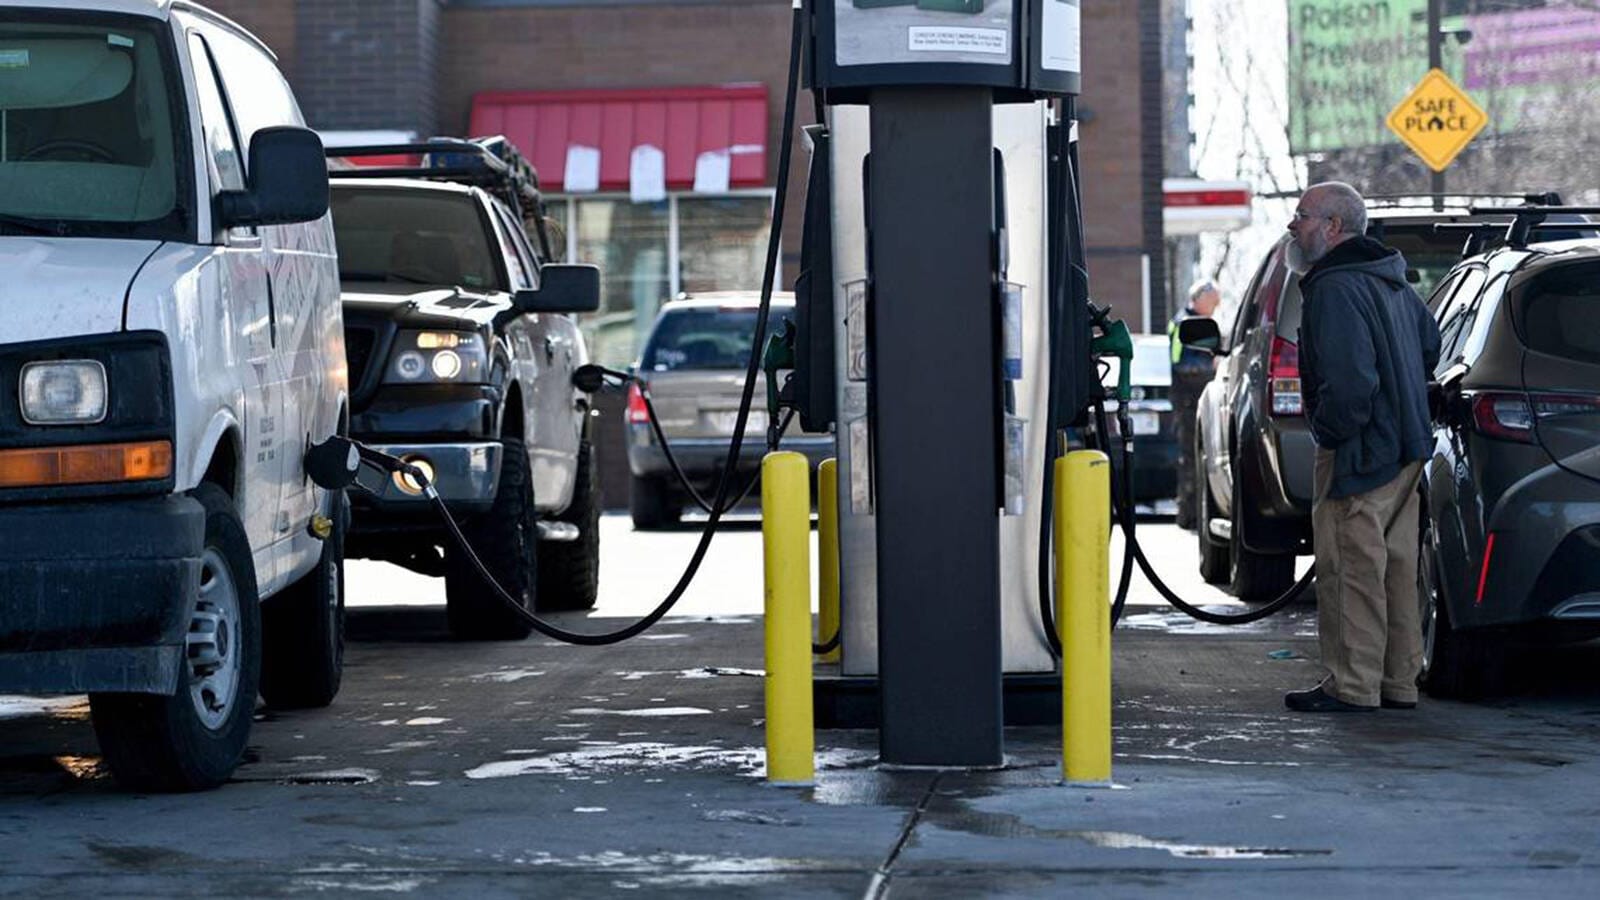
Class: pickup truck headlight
385,331,488,384
20,360,108,424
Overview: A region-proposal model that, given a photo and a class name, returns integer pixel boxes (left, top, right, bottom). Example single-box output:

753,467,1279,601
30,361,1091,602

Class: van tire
446,437,536,640
260,490,346,710
537,441,600,611
630,475,679,530
90,484,260,792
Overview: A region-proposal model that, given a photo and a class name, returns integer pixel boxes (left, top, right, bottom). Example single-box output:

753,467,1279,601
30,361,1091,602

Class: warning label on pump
908,27,1008,56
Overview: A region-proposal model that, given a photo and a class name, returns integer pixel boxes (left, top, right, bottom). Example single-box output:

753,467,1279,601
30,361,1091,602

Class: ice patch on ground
566,707,712,718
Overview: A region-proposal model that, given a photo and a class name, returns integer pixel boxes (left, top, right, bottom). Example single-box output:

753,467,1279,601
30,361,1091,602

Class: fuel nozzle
1090,312,1134,405
761,319,798,449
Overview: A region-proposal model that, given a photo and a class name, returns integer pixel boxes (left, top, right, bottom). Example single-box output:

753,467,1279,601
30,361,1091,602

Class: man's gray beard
1286,236,1325,275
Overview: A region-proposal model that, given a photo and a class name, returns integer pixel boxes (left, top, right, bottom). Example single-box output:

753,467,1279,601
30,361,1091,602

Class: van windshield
0,14,188,239
330,187,506,291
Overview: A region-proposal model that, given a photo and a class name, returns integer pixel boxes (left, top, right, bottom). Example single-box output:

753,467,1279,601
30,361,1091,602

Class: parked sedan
1420,237,1600,698
626,292,833,529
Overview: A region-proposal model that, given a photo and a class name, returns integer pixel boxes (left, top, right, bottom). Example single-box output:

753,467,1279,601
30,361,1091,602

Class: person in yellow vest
1169,279,1221,530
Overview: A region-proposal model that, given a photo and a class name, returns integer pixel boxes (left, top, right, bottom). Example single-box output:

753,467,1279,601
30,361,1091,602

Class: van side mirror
217,127,330,229
1176,316,1224,354
515,264,601,314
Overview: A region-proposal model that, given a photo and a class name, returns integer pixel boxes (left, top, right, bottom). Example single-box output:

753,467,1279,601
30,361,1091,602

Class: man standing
1169,279,1221,531
1284,182,1441,713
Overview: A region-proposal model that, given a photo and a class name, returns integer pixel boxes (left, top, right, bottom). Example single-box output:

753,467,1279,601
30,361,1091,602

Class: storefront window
574,198,670,367
678,196,773,294
561,191,775,367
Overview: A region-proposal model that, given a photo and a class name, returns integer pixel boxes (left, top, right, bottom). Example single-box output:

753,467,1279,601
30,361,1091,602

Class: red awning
469,85,769,193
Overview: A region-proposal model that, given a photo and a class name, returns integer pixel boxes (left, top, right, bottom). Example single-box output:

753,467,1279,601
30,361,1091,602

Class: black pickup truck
328,139,601,639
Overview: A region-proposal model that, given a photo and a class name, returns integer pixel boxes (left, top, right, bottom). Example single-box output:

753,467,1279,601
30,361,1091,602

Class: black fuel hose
381,4,807,647
1093,394,1316,627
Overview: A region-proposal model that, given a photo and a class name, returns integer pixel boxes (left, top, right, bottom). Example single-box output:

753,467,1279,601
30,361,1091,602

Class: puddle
612,668,763,681
501,850,835,887
566,707,712,718
404,717,451,726
278,768,382,786
1071,830,1331,859
0,696,87,720
468,669,547,683
701,809,801,827
291,876,430,893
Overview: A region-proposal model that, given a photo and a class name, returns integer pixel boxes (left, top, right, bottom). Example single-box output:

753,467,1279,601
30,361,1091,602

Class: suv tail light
626,382,650,425
1471,390,1600,443
1268,336,1302,416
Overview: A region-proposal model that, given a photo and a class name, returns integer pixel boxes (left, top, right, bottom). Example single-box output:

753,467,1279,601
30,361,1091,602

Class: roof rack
1465,205,1600,250
1364,192,1564,208
327,136,553,259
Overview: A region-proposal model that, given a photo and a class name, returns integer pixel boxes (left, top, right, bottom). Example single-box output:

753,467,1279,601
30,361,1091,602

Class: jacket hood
1301,235,1409,290
0,238,161,343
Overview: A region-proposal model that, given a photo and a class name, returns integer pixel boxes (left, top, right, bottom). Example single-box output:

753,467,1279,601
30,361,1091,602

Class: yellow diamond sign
1386,68,1488,173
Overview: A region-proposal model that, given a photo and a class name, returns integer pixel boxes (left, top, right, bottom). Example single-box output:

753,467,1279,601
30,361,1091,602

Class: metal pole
1057,450,1111,786
1428,0,1444,210
869,86,1004,768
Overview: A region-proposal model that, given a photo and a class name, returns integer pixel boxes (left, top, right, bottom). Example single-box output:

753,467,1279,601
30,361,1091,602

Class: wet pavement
3,516,1600,897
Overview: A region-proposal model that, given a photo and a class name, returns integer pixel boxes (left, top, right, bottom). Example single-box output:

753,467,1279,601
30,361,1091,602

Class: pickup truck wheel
1228,478,1295,604
260,490,346,709
446,437,536,640
1196,432,1230,585
89,484,260,792
630,475,679,530
537,441,600,611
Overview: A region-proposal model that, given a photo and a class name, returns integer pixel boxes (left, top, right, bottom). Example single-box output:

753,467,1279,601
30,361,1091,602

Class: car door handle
543,335,557,363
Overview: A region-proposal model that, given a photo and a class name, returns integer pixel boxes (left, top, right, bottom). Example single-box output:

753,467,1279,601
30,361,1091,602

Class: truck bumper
0,494,203,695
352,441,503,516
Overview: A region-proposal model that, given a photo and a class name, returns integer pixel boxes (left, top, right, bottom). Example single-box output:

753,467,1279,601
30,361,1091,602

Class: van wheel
1420,531,1503,699
538,441,600,611
1196,433,1230,585
1229,479,1295,604
90,484,260,792
260,490,346,709
446,436,536,640
630,475,679,530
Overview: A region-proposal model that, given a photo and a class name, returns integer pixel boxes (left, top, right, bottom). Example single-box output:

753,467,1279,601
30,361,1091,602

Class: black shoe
1284,685,1376,713
1381,697,1417,710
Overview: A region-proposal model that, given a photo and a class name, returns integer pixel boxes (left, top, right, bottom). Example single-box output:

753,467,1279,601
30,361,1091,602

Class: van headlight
385,331,488,384
20,360,108,424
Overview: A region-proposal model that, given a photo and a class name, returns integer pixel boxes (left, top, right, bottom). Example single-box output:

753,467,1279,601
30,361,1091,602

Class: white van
0,1,346,790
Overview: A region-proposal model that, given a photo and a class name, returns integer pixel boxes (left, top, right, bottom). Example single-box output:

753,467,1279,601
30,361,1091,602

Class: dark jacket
1297,235,1441,500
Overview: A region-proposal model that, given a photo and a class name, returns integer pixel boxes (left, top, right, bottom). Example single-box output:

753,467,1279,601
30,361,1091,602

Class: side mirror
572,364,607,394
516,264,601,314
217,127,330,229
1176,316,1224,354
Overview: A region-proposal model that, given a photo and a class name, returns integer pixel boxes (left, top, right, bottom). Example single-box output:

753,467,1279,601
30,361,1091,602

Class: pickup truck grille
342,314,397,410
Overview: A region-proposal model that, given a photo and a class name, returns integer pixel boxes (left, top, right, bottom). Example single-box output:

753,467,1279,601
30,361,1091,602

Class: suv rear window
1519,262,1600,365
642,307,793,372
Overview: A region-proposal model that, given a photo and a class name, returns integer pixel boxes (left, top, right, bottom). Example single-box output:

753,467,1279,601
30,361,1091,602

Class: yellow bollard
816,458,841,664
1056,449,1112,786
763,450,814,785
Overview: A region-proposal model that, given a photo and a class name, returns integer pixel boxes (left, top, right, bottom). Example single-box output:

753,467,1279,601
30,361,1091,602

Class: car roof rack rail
327,136,554,260
1363,191,1565,209
1465,205,1600,250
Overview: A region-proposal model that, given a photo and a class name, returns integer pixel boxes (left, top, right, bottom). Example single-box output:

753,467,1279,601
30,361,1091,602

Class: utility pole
1428,0,1444,210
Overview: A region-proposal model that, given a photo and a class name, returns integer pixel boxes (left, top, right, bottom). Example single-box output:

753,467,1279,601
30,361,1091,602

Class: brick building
205,0,1167,501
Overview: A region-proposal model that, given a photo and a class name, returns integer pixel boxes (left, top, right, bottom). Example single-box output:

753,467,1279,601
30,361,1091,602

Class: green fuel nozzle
1091,314,1134,404
761,320,797,447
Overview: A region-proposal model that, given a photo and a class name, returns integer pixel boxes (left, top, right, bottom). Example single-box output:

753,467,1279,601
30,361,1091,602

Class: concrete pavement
2,515,1598,897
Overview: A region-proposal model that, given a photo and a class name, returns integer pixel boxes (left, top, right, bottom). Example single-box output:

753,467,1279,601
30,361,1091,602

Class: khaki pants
1312,448,1424,707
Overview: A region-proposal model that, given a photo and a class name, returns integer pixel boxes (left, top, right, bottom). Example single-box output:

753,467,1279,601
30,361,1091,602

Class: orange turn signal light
0,440,173,488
